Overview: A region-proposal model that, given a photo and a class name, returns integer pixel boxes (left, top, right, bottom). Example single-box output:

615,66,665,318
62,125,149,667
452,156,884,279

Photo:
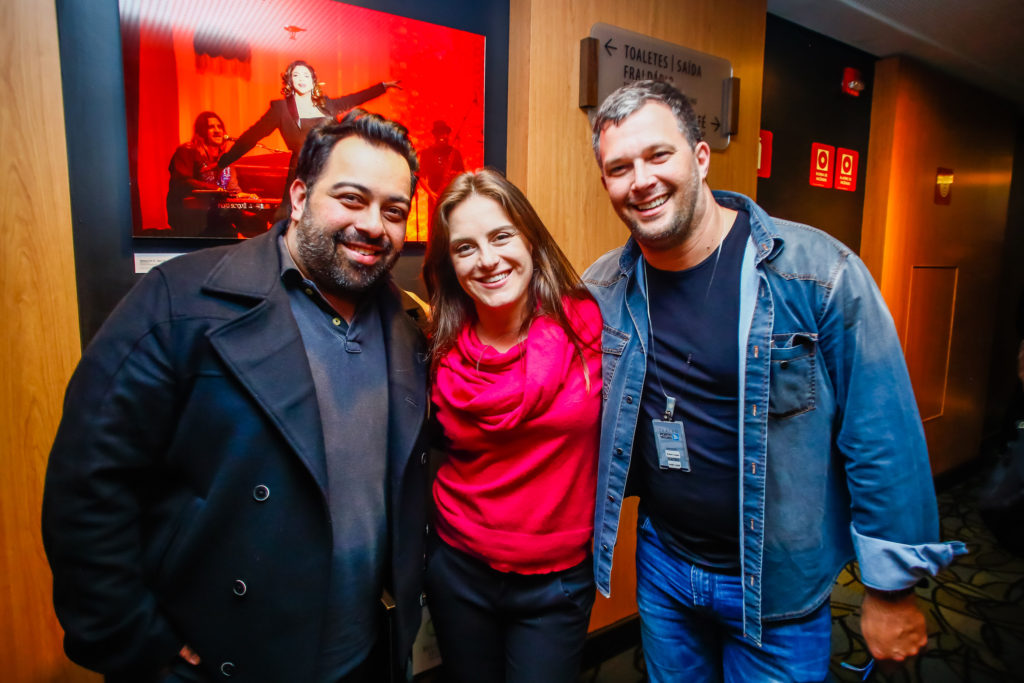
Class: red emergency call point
809,143,835,188
835,148,858,191
842,67,865,97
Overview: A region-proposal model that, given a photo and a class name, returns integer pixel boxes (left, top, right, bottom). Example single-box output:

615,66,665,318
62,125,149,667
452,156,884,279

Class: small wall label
835,148,859,191
809,142,835,188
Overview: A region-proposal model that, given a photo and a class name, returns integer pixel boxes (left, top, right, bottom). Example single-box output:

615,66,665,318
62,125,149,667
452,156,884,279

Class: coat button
625,395,633,404
419,592,427,607
220,661,235,677
252,485,270,502
233,579,247,597
780,360,790,369
420,451,427,465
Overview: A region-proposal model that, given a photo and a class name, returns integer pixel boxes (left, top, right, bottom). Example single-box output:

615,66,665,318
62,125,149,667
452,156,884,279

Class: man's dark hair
295,109,419,194
190,111,226,150
591,80,702,164
192,110,224,139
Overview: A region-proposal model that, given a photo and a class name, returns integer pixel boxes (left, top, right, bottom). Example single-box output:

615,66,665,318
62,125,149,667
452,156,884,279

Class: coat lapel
285,96,301,129
380,287,428,486
201,226,328,495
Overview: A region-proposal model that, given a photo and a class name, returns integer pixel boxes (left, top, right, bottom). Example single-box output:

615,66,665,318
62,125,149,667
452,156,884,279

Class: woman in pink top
421,169,602,682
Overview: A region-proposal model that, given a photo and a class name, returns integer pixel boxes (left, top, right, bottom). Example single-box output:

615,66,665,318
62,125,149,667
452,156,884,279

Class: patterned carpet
580,470,1024,682
829,470,1024,682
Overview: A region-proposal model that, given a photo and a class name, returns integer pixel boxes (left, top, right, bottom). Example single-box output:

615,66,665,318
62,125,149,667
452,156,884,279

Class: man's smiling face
598,101,709,252
286,135,412,301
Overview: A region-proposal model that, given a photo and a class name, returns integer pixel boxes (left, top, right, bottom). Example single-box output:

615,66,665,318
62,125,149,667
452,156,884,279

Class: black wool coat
42,222,429,681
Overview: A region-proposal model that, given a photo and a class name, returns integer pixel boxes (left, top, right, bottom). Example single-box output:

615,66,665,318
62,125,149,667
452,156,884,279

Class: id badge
652,419,690,471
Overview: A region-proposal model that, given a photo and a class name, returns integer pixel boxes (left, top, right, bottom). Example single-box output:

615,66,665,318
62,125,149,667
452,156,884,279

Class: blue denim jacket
583,191,966,645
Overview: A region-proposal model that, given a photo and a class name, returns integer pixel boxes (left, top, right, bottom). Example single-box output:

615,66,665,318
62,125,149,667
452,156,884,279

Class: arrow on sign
604,38,617,57
711,116,721,132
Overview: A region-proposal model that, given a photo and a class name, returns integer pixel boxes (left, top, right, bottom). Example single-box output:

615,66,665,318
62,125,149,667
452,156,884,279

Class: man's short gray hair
591,80,702,165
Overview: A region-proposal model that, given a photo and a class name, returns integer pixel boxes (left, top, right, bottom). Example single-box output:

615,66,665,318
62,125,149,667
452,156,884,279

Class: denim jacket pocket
768,332,817,419
601,325,629,401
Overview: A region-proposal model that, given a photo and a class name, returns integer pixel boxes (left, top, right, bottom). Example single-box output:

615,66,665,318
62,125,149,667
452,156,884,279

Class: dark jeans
424,537,595,683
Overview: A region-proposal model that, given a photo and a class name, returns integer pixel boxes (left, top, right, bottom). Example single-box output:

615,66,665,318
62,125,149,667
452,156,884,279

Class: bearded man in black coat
43,110,429,683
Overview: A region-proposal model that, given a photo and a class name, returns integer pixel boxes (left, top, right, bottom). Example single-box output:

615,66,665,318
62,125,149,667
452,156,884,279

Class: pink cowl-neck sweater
432,296,602,574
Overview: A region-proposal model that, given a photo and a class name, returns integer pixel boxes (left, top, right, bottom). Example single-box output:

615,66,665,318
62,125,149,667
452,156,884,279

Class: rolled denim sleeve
851,524,968,590
820,252,965,584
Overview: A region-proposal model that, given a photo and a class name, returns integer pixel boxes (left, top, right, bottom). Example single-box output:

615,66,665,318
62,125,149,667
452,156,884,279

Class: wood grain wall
862,56,1016,475
507,0,766,274
0,0,97,681
507,0,767,630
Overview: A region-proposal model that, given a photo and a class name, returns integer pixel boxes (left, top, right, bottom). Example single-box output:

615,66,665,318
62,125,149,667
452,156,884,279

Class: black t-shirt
636,210,750,572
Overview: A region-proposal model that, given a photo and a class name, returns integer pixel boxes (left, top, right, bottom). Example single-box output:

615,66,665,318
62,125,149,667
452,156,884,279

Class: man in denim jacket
583,81,965,681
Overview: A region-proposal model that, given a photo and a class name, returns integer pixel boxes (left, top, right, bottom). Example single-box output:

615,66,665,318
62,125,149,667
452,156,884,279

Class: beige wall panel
506,0,532,186
0,0,98,680
862,57,1015,475
508,0,766,274
509,0,767,631
860,58,899,285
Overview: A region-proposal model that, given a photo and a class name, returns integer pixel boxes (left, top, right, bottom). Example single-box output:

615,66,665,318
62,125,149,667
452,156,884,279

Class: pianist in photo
165,110,259,237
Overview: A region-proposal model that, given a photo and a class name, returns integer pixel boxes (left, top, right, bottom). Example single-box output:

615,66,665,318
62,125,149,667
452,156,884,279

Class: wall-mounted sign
935,168,954,205
579,23,736,150
835,148,859,191
809,142,835,188
758,130,773,179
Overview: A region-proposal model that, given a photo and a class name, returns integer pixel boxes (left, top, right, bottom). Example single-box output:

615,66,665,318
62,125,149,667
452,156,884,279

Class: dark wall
983,119,1024,447
56,0,509,346
757,14,875,252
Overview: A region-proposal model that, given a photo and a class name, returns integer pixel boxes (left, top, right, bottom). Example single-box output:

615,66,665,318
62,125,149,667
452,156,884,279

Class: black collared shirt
279,237,389,680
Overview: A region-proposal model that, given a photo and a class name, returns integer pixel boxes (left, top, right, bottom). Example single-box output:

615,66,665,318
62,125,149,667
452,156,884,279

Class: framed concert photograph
120,0,486,241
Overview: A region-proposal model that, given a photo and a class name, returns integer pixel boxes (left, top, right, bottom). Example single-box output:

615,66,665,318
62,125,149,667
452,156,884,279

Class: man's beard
625,170,701,253
292,205,399,299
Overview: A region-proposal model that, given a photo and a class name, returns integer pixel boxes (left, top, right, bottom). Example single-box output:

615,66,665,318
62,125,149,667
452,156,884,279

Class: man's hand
179,644,201,666
861,589,927,663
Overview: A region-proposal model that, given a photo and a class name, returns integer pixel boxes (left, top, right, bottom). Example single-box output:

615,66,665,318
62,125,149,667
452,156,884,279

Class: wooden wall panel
862,57,1016,475
508,0,765,274
0,0,97,681
508,0,766,631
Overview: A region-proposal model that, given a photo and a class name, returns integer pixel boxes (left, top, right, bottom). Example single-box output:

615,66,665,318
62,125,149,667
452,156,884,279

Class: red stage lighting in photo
121,0,486,241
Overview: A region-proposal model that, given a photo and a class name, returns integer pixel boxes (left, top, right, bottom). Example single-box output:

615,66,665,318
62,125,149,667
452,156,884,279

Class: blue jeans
636,514,831,682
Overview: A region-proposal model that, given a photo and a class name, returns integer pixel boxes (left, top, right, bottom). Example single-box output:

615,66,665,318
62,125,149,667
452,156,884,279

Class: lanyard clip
663,396,676,421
